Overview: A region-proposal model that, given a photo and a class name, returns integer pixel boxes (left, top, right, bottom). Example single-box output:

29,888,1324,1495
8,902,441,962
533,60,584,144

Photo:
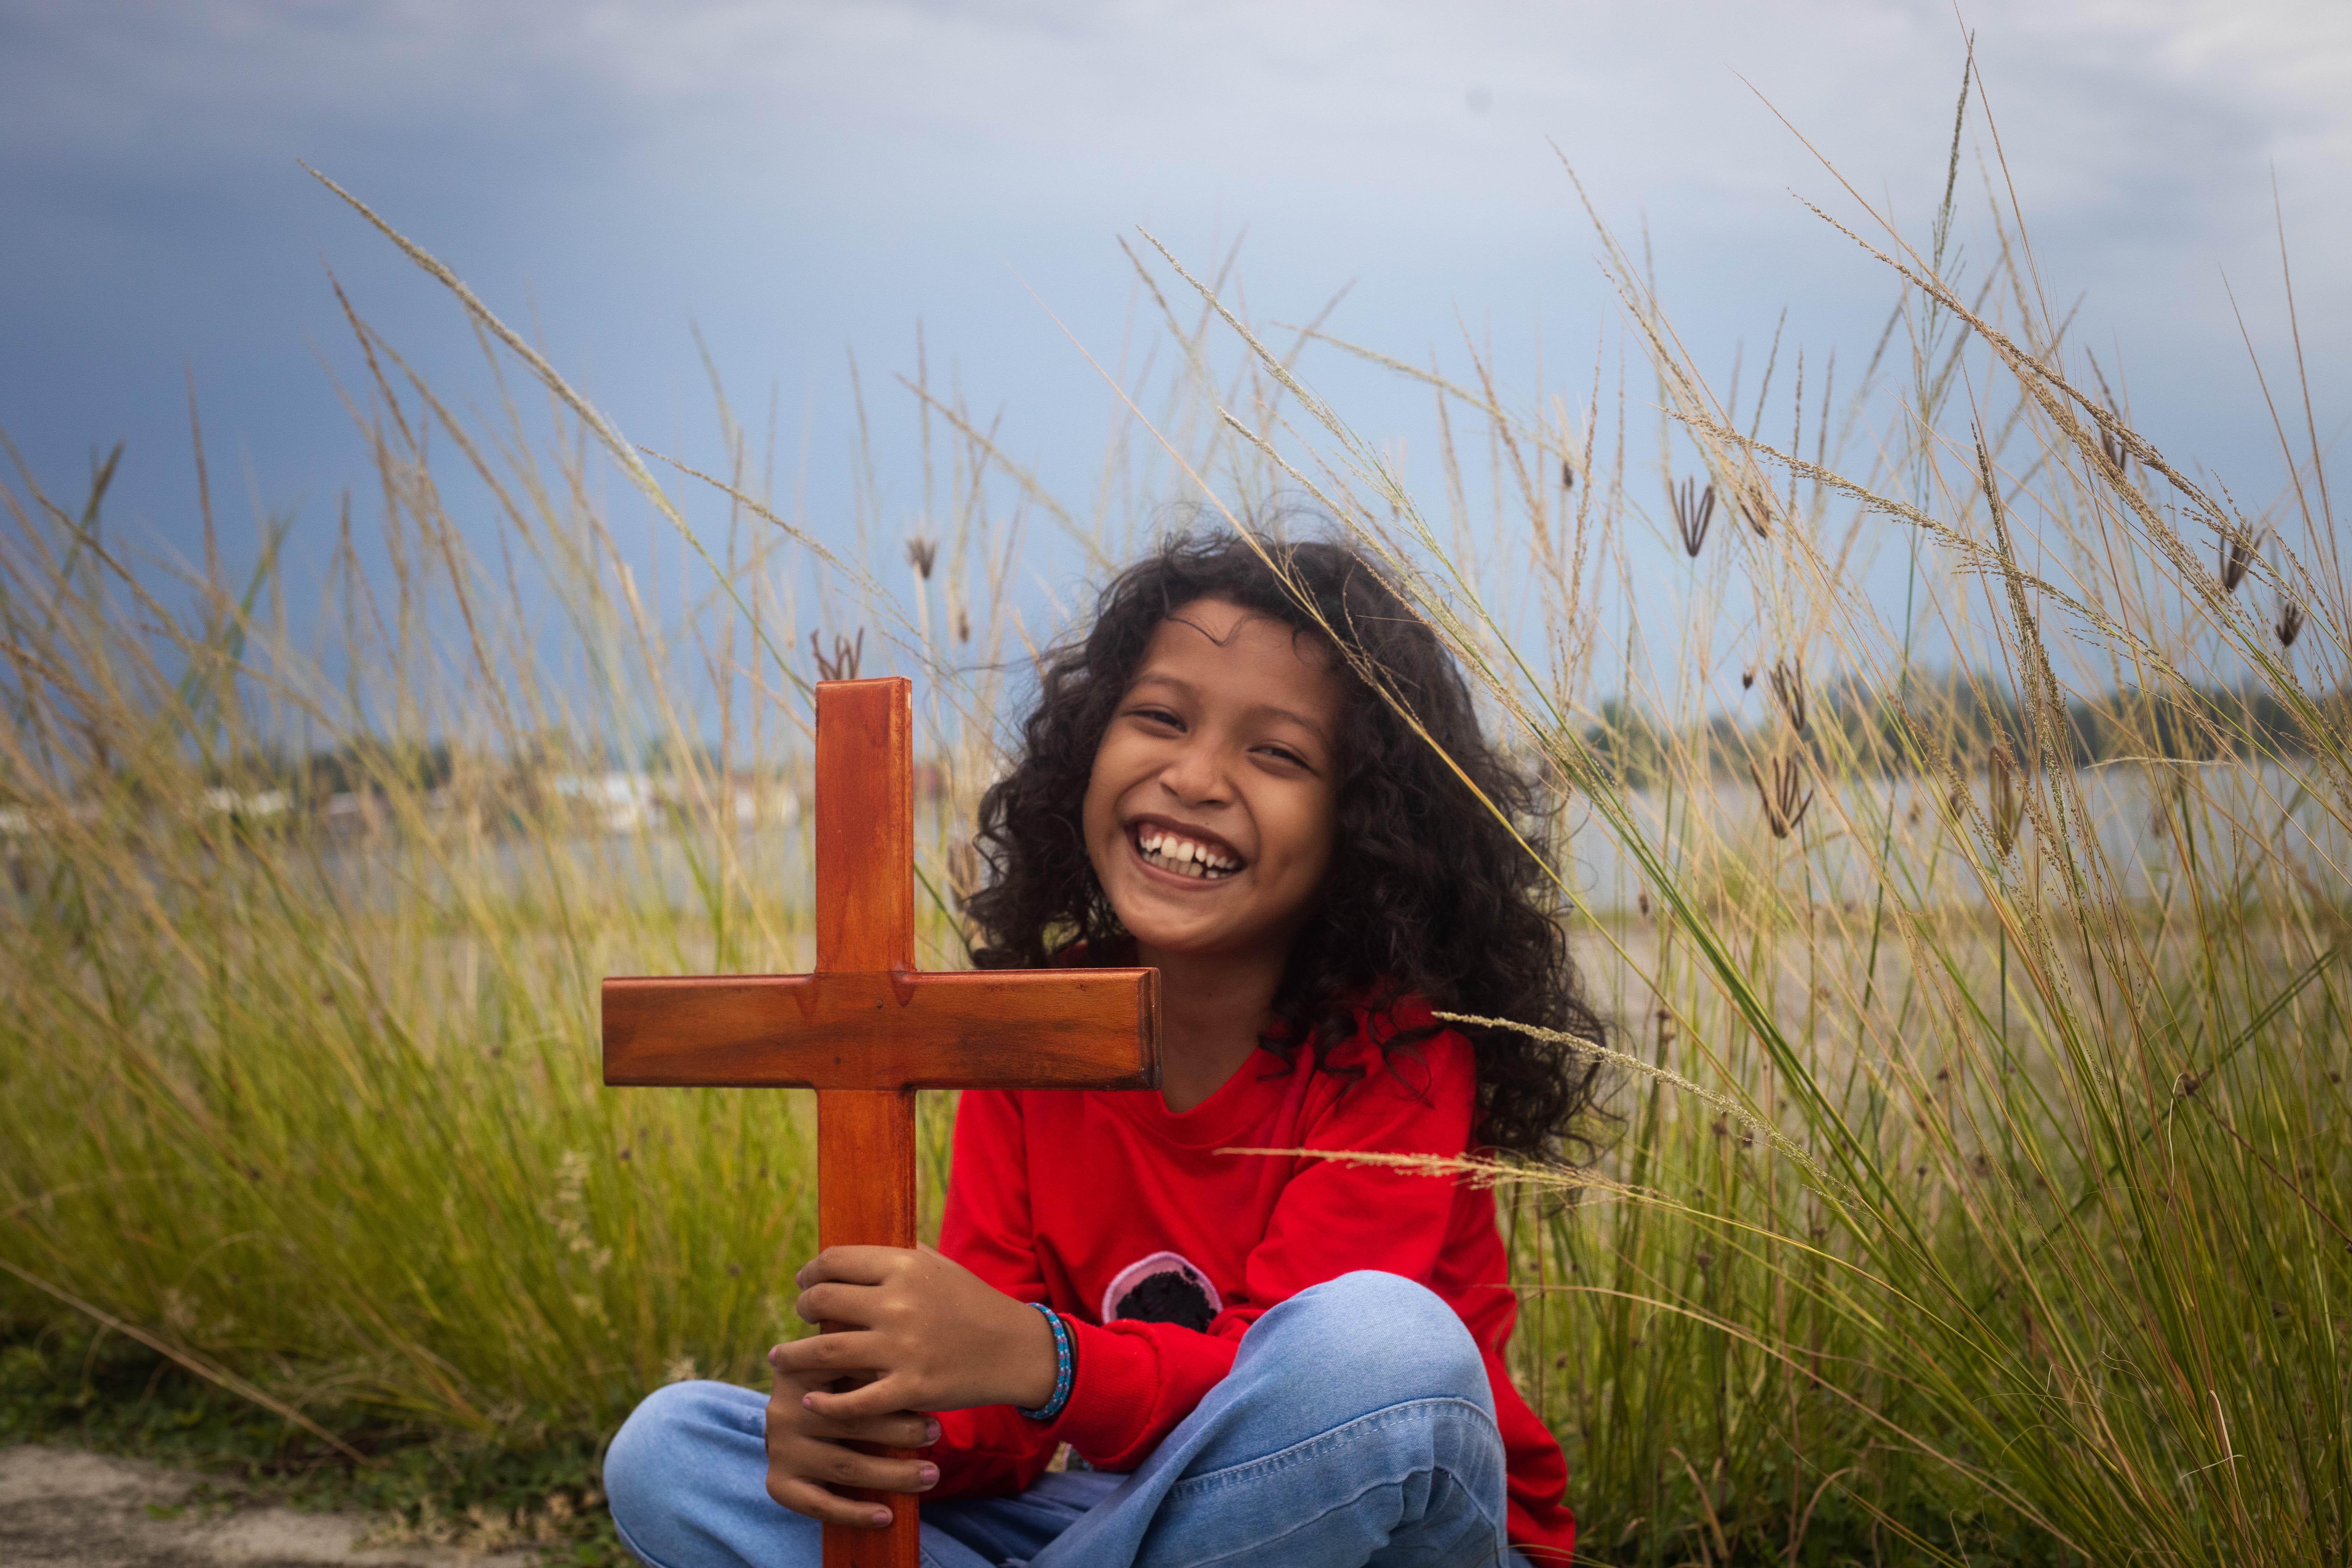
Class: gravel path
0,1445,545,1568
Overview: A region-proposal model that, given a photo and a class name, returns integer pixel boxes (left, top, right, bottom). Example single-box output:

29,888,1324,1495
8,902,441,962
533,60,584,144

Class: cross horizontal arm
603,968,1160,1090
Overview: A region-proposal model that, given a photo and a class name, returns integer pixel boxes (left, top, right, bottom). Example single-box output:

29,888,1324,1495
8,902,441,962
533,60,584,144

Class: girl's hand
762,1359,939,1529
776,1243,1060,1421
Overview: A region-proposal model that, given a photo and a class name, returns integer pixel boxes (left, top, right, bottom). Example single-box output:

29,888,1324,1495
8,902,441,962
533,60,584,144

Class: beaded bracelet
1016,1302,1074,1422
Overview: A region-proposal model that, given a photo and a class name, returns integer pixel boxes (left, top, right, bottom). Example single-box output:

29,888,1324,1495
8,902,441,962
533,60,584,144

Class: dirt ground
0,1445,544,1568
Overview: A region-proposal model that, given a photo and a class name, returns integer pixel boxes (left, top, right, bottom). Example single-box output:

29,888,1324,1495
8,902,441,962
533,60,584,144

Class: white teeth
1135,826,1239,877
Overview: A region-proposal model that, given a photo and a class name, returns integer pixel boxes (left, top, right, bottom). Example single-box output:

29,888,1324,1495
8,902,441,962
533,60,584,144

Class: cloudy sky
4,0,2347,673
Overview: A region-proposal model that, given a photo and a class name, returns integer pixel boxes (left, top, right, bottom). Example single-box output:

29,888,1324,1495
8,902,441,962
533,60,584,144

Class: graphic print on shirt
1100,1250,1222,1331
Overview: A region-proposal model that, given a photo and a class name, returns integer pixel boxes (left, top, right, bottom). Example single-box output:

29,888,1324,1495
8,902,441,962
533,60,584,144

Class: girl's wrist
989,1292,1056,1409
1010,1301,1071,1419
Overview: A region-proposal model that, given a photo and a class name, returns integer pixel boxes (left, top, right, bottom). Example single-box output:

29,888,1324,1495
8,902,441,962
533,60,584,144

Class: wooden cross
602,677,1160,1568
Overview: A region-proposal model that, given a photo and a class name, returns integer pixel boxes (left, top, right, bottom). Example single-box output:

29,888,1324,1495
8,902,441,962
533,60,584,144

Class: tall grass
6,89,2349,1565
1156,106,2351,1560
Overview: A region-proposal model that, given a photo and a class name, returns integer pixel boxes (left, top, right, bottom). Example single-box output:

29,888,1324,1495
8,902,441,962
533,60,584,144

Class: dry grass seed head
1750,754,1814,840
2275,595,2305,649
2098,412,2130,478
1990,743,2026,859
811,628,864,681
1769,657,1808,737
1674,477,1716,557
2219,527,2260,595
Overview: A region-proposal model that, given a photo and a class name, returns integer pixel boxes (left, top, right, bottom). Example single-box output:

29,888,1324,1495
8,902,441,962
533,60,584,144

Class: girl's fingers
820,1415,936,1448
770,1328,886,1376
765,1475,898,1530
791,1280,874,1328
842,1411,941,1448
805,1442,938,1498
790,1401,939,1449
803,1371,923,1424
766,1440,939,1523
793,1245,906,1291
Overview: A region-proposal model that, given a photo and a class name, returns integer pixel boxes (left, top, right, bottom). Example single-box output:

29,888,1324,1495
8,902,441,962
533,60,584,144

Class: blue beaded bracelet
1017,1302,1074,1422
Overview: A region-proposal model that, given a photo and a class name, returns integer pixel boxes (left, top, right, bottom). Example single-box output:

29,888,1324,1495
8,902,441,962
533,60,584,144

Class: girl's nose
1157,736,1230,806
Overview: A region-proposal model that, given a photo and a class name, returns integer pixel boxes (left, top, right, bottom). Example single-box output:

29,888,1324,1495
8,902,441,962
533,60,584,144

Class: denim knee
1248,1270,1491,1415
605,1379,749,1556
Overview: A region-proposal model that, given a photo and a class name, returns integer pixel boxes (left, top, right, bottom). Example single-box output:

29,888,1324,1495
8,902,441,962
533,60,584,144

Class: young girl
605,533,1605,1566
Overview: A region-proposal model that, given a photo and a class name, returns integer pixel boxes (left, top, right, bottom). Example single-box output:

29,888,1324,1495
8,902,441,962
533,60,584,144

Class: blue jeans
605,1270,1528,1568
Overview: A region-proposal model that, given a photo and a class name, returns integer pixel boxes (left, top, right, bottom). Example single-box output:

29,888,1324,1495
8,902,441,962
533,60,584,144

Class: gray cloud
1,0,2344,602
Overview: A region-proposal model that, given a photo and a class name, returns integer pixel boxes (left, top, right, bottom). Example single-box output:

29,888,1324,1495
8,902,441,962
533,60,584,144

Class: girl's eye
1258,744,1311,770
1129,706,1182,729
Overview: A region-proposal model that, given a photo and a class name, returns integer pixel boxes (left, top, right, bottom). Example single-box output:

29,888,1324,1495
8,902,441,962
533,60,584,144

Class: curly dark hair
965,529,1606,1163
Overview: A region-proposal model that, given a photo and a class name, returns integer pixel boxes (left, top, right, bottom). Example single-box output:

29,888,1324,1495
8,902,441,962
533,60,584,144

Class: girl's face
1081,598,1347,963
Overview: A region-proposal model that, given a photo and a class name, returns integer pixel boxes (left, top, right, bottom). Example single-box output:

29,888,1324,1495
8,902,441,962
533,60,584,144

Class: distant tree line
1578,671,2344,786
189,734,762,803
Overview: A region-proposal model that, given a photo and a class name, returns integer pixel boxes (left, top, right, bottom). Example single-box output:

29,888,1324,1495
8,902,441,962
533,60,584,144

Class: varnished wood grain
817,1087,918,1253
817,681,922,1568
602,968,1160,1089
818,1089,922,1568
816,679,913,974
597,678,1159,1568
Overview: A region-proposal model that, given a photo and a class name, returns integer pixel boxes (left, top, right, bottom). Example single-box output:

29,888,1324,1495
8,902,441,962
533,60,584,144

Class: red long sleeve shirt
930,997,1577,1560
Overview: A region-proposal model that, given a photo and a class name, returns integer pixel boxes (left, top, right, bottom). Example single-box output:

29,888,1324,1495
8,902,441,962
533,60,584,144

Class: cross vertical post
812,679,920,1568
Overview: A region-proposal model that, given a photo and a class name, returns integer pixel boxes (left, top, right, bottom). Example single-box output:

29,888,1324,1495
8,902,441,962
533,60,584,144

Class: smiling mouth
1133,823,1244,880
